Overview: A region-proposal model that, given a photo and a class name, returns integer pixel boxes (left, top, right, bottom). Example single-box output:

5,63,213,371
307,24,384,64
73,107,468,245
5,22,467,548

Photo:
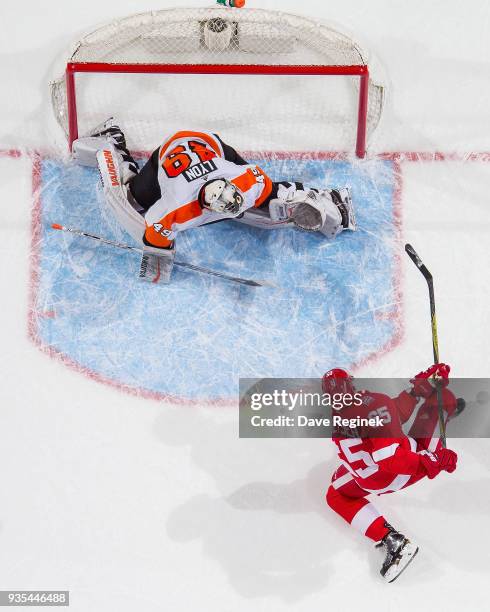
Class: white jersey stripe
362,473,412,495
340,459,358,476
372,443,399,463
351,503,381,534
428,437,439,452
332,470,354,490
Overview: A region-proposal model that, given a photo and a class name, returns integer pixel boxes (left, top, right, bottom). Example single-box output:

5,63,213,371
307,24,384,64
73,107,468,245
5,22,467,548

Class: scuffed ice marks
32,155,399,401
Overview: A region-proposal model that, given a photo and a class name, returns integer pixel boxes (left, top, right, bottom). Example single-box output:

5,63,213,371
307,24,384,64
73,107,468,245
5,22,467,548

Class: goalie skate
72,117,138,183
72,117,119,167
332,187,356,232
377,528,419,583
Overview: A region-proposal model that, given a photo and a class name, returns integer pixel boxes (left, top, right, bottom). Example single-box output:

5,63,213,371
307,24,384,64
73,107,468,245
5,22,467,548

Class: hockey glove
410,363,450,398
419,448,458,479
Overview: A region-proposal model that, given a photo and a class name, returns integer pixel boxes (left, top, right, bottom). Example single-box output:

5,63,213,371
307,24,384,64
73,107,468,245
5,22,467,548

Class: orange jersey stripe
145,200,202,248
159,131,222,160
232,168,258,193
144,229,173,248
232,166,273,208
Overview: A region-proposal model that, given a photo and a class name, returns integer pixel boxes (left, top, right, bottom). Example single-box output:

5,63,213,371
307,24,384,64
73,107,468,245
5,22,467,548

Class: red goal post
51,7,385,158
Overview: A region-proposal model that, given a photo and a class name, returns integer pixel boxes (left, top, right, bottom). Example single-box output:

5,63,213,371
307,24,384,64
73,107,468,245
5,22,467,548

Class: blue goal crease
34,156,398,401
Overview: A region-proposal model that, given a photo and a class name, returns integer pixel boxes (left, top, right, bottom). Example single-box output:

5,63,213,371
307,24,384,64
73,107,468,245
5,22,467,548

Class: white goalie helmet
199,178,245,216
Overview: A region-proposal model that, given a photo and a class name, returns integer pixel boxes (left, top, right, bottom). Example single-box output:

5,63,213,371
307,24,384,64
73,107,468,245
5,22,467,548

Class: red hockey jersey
332,390,425,494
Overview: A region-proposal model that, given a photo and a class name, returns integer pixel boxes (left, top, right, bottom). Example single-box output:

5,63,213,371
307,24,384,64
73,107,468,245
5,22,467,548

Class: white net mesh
50,7,385,154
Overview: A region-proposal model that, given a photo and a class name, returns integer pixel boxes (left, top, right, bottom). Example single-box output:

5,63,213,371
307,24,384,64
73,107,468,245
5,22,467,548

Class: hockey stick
405,243,447,448
52,224,266,288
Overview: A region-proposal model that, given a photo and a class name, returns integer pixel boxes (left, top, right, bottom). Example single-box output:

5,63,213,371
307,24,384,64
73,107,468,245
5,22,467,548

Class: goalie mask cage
50,7,385,158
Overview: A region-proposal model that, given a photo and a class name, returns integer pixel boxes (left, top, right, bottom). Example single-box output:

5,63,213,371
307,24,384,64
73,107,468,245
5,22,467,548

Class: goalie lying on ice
73,120,356,281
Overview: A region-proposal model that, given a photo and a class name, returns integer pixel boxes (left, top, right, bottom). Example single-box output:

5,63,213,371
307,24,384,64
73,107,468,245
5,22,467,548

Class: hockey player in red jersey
323,365,458,582
72,120,356,281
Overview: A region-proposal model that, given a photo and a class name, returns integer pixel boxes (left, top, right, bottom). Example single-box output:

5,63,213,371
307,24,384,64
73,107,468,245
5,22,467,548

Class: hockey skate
72,117,139,184
90,118,139,180
90,118,129,152
376,525,419,583
331,187,356,232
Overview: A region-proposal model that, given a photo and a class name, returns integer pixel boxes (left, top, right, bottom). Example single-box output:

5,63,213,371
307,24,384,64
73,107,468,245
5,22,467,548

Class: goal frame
65,61,371,158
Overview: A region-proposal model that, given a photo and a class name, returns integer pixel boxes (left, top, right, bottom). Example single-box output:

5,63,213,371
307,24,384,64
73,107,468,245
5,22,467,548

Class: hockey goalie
323,364,459,583
72,120,356,282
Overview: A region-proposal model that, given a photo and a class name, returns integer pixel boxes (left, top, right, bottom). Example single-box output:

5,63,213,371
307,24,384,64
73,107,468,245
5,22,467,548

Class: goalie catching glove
268,184,356,238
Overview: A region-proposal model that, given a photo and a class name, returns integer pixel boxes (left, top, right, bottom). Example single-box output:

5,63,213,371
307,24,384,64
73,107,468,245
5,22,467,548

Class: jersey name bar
183,159,218,182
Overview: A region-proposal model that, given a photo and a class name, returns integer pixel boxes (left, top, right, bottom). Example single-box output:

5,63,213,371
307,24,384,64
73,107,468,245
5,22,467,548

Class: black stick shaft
405,243,446,447
52,224,264,287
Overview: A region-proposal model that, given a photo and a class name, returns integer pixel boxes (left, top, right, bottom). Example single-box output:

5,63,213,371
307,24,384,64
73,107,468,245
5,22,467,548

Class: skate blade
385,543,419,583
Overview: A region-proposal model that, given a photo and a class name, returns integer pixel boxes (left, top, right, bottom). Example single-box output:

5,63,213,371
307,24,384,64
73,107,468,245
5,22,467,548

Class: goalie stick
405,243,447,448
51,224,267,288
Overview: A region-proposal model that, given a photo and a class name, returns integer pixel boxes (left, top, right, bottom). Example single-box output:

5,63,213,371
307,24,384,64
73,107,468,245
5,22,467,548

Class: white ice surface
0,1,489,610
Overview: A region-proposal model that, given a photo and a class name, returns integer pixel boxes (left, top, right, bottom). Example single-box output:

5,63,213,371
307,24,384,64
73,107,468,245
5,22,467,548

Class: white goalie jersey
142,131,273,248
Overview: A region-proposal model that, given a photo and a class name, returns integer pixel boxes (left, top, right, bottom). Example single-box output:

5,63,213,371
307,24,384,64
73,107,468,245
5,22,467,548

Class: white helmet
199,178,245,216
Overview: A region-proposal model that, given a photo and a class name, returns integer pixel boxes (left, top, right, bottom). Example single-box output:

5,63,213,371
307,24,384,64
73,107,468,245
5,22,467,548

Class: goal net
50,7,385,157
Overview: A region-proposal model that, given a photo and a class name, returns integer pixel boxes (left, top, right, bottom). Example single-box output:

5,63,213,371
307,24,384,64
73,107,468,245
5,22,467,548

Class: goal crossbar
65,62,370,157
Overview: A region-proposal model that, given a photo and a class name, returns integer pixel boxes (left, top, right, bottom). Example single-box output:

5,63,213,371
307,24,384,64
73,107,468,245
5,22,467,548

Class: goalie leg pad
96,146,145,245
73,117,122,167
73,135,115,167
